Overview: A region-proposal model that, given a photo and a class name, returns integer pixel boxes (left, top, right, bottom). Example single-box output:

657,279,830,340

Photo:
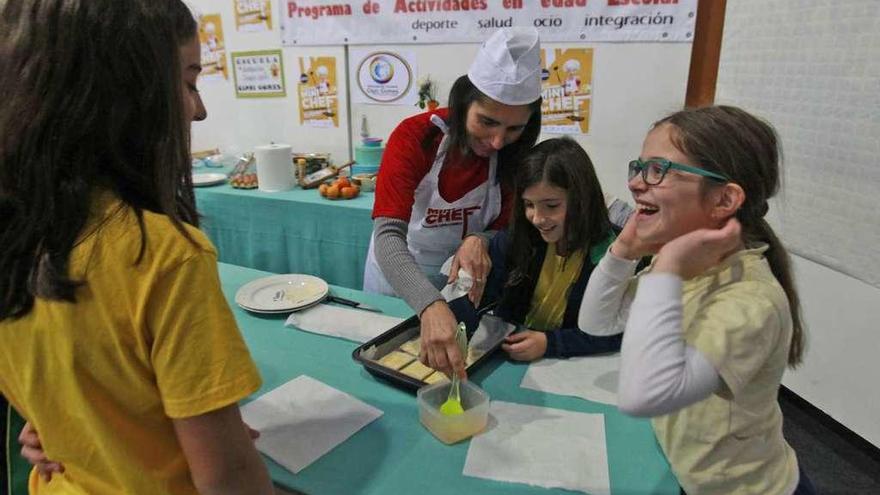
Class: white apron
363,114,502,296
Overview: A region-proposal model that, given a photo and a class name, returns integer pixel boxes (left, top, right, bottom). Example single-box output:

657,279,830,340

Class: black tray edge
351,305,509,393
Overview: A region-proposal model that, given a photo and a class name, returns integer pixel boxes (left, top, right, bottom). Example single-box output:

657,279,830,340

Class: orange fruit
341,186,357,199
336,177,351,189
318,183,329,197
325,185,340,199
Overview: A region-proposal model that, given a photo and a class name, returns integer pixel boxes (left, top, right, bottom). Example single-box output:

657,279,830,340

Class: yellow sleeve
687,281,787,397
146,251,262,418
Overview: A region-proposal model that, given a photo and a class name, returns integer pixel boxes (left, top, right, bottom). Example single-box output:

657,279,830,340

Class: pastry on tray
423,372,449,384
399,360,435,381
399,337,421,356
376,350,415,371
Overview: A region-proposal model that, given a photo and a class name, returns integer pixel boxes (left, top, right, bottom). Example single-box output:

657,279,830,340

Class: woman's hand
419,300,467,379
653,217,742,279
609,215,662,261
501,331,548,362
19,422,65,482
448,235,491,306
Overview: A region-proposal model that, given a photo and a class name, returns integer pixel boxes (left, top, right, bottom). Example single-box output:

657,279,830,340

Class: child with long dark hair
0,1,271,493
579,106,815,493
478,137,623,361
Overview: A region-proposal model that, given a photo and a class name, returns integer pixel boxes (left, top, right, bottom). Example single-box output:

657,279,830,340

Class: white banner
280,0,698,46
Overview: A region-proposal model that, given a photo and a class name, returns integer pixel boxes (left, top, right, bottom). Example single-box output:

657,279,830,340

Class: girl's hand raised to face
609,214,663,261
653,217,742,280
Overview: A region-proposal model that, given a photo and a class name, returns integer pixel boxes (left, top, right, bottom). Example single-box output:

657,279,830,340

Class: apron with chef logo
363,114,501,296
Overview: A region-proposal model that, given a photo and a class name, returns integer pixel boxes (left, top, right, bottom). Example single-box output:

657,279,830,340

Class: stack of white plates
193,172,228,187
234,274,329,314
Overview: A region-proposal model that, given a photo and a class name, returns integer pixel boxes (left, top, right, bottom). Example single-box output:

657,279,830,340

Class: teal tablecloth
220,262,678,495
5,262,677,494
195,183,374,290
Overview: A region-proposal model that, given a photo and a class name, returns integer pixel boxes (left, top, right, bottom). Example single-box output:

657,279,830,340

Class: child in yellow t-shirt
474,137,623,361
580,106,815,494
0,1,271,494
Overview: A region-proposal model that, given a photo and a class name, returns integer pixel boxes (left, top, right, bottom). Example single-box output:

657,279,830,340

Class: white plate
236,298,325,315
235,274,329,312
192,172,228,187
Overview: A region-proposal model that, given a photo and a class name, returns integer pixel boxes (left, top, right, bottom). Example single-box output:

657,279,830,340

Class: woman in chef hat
364,28,543,379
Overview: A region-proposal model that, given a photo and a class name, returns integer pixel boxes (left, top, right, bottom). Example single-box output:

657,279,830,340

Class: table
220,262,679,494
194,183,375,290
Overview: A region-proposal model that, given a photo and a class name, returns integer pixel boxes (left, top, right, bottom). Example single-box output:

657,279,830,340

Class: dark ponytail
0,0,198,320
749,218,804,366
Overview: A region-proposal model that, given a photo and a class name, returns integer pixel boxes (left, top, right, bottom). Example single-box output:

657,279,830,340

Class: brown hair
0,0,198,319
500,137,612,313
655,105,805,367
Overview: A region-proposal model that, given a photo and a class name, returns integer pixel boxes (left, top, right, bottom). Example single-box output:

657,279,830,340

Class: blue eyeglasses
628,158,729,185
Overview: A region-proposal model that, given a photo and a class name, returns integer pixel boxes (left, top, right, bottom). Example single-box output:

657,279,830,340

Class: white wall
784,256,880,447
351,42,693,204
189,1,349,162
188,1,692,193
715,0,880,448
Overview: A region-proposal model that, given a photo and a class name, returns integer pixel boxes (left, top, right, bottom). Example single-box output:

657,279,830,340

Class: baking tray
352,306,516,392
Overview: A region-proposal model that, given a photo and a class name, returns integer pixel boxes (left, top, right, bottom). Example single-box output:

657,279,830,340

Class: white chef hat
467,27,542,106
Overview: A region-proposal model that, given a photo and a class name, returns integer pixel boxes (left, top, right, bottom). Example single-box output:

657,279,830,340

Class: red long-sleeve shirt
372,108,512,230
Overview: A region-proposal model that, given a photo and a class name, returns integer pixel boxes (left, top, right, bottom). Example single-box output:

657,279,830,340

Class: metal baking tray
352,307,516,392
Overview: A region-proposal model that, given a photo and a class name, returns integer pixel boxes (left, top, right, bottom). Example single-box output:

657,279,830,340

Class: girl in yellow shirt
0,1,272,494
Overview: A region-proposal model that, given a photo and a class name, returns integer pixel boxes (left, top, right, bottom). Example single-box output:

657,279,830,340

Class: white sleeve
577,249,639,336
617,273,722,417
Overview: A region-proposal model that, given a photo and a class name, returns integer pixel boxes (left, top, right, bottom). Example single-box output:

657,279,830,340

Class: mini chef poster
297,56,340,128
198,13,228,81
540,48,594,135
234,0,272,32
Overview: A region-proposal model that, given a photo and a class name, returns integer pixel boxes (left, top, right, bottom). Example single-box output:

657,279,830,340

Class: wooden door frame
686,0,727,107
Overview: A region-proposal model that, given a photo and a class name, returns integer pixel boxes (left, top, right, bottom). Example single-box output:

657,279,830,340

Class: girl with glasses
579,106,815,494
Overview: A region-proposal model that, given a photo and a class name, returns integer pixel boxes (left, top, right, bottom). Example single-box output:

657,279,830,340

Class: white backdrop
279,0,698,45
189,1,693,204
349,42,691,204
716,1,880,289
717,0,880,447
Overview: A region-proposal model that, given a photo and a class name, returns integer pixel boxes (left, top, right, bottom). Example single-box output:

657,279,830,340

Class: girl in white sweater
579,106,815,494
